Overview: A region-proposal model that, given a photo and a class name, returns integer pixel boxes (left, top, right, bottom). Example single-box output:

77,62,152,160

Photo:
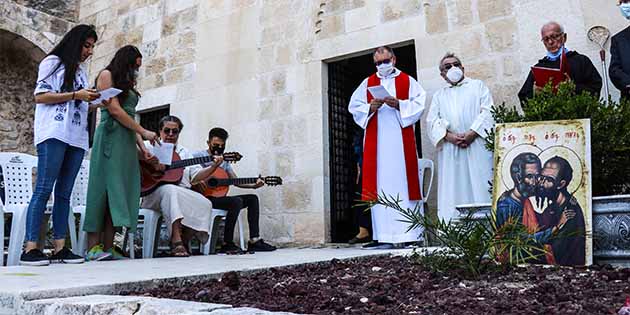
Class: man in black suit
610,0,630,101
518,22,602,105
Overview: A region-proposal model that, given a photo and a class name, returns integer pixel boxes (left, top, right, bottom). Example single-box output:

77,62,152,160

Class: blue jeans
25,138,85,242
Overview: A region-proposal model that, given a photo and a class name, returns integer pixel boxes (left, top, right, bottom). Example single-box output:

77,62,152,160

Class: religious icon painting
491,119,592,266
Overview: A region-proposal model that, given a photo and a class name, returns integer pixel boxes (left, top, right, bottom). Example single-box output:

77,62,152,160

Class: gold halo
500,144,542,191
538,146,584,195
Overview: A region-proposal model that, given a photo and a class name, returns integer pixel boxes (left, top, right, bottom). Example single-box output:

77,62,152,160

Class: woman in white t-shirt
20,25,102,266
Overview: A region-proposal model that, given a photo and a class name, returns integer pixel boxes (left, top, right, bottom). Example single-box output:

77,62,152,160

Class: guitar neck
213,177,259,186
166,155,213,170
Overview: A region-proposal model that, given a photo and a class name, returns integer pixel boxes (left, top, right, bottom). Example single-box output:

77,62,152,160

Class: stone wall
0,33,39,154
77,0,630,244
12,0,80,22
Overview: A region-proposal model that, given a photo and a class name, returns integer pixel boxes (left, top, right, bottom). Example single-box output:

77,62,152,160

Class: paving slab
0,247,414,314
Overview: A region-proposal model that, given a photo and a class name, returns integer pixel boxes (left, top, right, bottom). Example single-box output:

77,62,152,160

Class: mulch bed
127,255,630,314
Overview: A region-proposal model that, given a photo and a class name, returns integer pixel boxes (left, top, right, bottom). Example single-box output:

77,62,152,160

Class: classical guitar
193,167,282,198
140,151,242,196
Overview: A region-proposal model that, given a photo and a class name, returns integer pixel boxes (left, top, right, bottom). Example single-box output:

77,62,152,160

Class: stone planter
455,195,630,266
592,195,630,266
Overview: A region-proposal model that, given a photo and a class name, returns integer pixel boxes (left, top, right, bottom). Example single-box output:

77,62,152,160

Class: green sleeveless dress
83,91,140,233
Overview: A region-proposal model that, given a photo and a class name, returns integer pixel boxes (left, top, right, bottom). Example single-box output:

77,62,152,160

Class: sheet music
367,85,392,99
150,142,174,165
89,88,122,105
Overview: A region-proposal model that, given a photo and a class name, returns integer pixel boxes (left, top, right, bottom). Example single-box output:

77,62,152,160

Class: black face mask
211,145,225,155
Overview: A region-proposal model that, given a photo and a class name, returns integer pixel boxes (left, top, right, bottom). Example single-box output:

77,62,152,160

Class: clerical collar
449,77,470,88
376,68,400,79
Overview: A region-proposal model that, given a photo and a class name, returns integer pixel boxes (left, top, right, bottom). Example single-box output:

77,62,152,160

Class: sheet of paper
90,88,122,105
150,142,174,165
367,85,391,100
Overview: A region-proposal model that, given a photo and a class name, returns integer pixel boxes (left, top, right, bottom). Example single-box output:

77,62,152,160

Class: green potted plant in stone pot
486,82,630,264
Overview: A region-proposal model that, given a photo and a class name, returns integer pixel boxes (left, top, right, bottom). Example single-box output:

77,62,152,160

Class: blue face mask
621,3,630,20
546,46,568,61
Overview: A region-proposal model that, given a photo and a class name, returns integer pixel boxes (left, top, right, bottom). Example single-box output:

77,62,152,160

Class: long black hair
104,45,142,102
45,24,98,92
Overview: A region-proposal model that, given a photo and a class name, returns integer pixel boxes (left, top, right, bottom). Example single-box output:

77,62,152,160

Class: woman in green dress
83,45,159,261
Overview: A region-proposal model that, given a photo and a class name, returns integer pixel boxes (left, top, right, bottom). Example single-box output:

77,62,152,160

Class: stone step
18,295,299,315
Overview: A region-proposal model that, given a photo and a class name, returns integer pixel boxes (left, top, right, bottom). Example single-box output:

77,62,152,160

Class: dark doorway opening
138,105,170,133
327,44,420,243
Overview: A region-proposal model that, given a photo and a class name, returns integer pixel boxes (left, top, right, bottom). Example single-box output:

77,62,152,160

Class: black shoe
348,236,371,244
248,239,277,252
218,242,244,255
361,241,381,249
49,247,84,264
19,249,50,266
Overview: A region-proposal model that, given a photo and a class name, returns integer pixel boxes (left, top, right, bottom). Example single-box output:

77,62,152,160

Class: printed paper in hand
367,85,392,100
90,88,122,105
150,142,174,165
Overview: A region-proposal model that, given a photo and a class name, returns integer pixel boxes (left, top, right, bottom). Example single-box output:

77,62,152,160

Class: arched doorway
0,29,46,154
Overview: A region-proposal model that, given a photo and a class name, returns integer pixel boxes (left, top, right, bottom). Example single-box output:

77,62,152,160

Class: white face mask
446,66,464,84
376,63,394,77
621,3,630,20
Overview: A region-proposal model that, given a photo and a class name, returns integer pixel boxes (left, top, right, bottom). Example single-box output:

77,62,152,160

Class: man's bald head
541,22,564,35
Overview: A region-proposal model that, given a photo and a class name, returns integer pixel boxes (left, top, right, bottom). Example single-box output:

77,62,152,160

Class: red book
531,66,566,88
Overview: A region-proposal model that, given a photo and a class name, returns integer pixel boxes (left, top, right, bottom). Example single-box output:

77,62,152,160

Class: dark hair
373,46,396,58
545,156,573,189
208,127,229,141
45,24,98,92
104,45,142,103
510,152,541,185
158,115,184,130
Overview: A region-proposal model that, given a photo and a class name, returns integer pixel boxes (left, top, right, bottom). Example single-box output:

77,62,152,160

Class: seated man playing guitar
192,127,277,254
141,116,221,257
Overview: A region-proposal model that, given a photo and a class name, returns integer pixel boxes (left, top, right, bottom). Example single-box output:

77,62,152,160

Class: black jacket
518,51,602,105
610,26,630,100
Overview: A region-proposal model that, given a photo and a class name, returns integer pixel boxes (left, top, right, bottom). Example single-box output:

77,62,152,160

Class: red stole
361,72,421,201
523,198,556,264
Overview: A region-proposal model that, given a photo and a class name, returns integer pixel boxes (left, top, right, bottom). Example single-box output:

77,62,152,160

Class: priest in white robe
426,53,494,222
348,46,426,247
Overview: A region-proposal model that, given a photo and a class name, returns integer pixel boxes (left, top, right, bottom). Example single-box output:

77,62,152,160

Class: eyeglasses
541,32,565,42
442,62,461,71
374,58,392,66
163,128,180,135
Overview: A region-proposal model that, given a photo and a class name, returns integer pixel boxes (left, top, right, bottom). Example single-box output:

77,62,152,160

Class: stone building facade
1,0,627,244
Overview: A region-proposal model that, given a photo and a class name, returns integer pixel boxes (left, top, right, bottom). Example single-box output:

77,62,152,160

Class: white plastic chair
72,160,90,256
203,209,246,255
418,158,435,247
3,156,37,266
418,158,434,203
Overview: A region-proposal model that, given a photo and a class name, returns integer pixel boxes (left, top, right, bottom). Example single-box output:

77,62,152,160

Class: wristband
72,91,75,100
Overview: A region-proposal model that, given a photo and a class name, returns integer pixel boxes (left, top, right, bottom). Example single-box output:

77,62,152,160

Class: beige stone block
258,98,275,121
257,46,275,73
382,0,422,22
424,0,448,34
164,67,184,85
271,120,285,146
178,31,196,48
143,19,162,43
293,212,326,243
145,57,167,75
318,14,344,39
127,27,144,47
465,60,497,82
485,17,516,52
260,1,292,27
161,14,177,37
478,0,512,22
261,24,284,46
325,0,366,14
117,3,131,16
138,73,163,90
165,0,197,16
502,55,520,78
281,179,312,210
417,28,487,69
344,5,376,33
490,81,522,107
275,44,292,66
455,0,473,26
168,49,195,67
270,71,287,95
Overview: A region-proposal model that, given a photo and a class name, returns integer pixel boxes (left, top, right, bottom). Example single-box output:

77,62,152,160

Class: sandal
171,241,190,257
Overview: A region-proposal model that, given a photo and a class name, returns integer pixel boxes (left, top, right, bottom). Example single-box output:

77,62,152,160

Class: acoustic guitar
193,167,282,198
140,151,242,196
